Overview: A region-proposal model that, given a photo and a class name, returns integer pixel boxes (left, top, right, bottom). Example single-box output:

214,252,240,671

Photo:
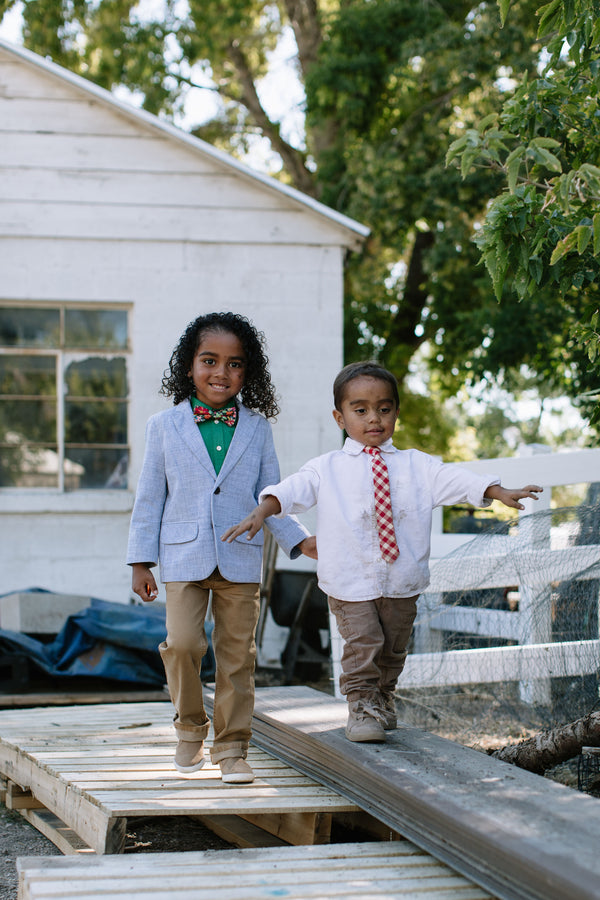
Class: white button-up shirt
261,437,499,602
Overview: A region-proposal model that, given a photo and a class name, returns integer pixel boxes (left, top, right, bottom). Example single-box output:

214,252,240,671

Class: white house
0,39,369,605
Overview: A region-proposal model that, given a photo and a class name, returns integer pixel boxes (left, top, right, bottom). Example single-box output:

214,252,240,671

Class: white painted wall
0,43,365,605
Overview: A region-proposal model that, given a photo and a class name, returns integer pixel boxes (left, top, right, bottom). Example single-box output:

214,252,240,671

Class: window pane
0,356,56,396
65,309,128,350
65,357,127,398
64,448,129,489
0,308,60,348
65,399,127,444
0,444,59,488
0,398,57,443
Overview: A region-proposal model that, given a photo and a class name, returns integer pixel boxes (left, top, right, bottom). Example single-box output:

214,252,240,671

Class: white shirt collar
343,436,397,456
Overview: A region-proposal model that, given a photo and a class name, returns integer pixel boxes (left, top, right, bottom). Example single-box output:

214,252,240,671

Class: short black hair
333,362,400,411
160,311,280,418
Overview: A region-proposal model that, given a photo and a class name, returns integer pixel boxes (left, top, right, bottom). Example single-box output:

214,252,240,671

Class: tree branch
382,230,434,379
226,38,316,196
281,0,322,78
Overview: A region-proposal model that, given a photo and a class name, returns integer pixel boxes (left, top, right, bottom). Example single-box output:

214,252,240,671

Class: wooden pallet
17,840,494,899
244,686,600,900
0,701,358,854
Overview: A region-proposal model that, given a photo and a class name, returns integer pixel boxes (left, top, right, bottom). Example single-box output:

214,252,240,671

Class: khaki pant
328,595,418,700
160,571,260,763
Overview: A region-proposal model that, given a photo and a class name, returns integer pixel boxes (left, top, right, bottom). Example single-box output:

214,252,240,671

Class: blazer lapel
172,400,215,475
216,404,259,483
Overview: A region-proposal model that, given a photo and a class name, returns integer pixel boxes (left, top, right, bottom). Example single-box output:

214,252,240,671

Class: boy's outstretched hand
484,484,543,510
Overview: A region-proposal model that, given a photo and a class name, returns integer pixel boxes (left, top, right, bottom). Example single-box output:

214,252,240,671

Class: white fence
330,445,600,703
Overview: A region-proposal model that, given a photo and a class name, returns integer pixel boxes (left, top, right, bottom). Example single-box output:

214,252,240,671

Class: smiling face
332,375,398,447
188,329,246,409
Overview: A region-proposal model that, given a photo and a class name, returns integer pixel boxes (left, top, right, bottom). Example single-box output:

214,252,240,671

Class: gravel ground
0,805,235,900
0,806,61,900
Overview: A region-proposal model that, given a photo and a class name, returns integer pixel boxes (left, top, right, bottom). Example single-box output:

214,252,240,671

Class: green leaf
536,0,563,38
527,146,562,172
507,154,522,193
445,134,469,165
577,225,592,254
498,0,512,27
529,136,562,150
550,231,577,264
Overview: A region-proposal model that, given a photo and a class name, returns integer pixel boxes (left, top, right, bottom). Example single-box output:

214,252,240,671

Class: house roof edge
0,37,370,249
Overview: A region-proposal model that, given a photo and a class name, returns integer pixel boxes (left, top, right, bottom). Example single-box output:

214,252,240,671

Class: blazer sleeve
256,420,310,557
126,415,168,566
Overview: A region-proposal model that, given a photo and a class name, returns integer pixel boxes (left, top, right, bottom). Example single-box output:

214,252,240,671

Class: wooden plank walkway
17,840,494,899
241,686,600,900
0,701,358,854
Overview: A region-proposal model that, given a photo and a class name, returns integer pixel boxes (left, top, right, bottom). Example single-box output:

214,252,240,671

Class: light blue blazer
127,401,309,583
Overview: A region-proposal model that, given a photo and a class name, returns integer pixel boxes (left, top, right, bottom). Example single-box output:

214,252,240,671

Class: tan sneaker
345,700,386,742
174,740,206,773
371,691,398,730
219,757,255,784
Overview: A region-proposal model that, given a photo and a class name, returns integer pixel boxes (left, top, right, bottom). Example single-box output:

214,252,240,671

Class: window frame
0,301,131,493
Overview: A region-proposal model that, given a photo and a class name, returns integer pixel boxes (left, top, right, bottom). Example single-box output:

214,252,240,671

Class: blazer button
214,487,220,494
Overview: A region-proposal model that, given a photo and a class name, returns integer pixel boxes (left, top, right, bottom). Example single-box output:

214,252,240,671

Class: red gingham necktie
192,403,237,427
363,446,399,563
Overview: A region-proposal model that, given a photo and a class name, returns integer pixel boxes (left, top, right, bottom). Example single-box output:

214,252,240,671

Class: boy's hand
485,484,543,510
222,509,266,542
299,536,318,559
131,563,159,602
222,495,282,543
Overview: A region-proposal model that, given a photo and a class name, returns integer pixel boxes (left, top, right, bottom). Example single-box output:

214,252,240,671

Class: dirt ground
0,669,592,900
0,805,236,900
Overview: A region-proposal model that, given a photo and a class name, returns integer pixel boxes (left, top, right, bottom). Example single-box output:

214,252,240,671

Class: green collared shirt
191,398,236,474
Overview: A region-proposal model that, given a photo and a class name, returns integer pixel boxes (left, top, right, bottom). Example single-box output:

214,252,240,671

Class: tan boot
345,699,386,742
370,690,397,730
219,757,255,784
174,739,206,773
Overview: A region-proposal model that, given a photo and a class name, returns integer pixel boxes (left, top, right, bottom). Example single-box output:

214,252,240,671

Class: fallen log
491,711,600,774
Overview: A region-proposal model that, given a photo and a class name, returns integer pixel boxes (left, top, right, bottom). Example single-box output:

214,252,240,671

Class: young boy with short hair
223,362,542,742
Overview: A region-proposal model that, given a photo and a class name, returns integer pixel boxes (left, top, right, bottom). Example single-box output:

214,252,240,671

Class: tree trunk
491,712,600,775
226,39,317,197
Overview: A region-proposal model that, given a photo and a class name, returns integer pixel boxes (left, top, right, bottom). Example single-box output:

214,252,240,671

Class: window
0,305,129,490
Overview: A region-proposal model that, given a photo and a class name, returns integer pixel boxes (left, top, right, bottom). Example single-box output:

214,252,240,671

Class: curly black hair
160,312,280,419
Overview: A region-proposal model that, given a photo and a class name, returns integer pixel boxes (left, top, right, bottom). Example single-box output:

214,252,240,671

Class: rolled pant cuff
210,743,248,763
174,722,210,742
346,688,377,702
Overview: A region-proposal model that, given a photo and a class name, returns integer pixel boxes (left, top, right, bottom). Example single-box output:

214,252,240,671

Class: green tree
3,0,592,448
448,0,600,424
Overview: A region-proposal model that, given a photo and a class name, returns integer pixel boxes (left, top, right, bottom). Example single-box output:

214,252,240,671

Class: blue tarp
0,592,215,686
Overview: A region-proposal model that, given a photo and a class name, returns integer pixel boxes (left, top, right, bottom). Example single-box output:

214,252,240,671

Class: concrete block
0,592,90,634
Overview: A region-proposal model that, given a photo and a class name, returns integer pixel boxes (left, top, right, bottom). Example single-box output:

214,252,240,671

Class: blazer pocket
160,521,199,544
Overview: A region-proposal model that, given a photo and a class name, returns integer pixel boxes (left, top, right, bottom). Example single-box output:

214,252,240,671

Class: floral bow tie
193,403,237,427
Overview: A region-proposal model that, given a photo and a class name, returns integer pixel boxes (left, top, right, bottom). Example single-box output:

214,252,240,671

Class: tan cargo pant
160,571,260,763
328,595,418,700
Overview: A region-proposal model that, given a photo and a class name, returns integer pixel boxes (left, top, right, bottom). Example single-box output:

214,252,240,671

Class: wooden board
0,691,168,709
236,686,600,900
0,701,357,855
17,840,494,899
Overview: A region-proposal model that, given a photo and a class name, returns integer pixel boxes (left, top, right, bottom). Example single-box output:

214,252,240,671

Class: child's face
333,375,398,447
188,329,246,408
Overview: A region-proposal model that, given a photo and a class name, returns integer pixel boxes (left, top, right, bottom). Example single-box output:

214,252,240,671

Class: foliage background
1,0,598,455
